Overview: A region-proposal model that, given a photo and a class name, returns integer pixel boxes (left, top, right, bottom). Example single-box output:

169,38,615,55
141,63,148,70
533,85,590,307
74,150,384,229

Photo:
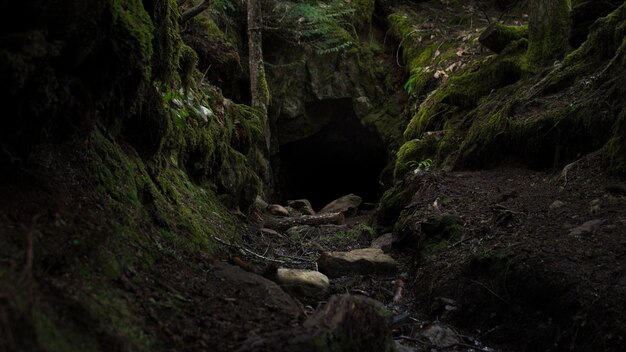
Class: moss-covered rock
403,46,525,141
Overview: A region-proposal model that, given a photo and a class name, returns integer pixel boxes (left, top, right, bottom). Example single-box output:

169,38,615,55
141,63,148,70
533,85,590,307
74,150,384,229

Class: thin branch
470,279,510,305
180,0,214,24
211,235,288,264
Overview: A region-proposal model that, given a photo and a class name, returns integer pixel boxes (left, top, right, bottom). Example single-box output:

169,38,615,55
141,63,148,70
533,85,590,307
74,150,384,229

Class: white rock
550,200,566,209
276,268,329,297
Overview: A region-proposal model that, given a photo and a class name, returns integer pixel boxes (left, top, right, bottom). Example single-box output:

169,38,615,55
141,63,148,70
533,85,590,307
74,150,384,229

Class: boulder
212,262,301,317
319,194,362,217
276,268,329,298
317,248,398,278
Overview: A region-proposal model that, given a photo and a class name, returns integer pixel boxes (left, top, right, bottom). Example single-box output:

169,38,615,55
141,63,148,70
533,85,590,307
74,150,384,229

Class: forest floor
3,139,621,350
1,148,624,352
128,152,625,351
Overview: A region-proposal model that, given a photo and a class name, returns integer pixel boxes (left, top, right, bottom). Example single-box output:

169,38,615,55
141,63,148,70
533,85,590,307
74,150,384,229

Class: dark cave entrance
277,98,388,211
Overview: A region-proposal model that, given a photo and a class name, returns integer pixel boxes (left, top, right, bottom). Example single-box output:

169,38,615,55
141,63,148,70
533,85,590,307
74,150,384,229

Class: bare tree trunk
527,0,571,65
247,0,271,152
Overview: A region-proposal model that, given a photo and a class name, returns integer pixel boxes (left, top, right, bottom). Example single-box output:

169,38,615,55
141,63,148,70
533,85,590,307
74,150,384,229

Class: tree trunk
247,0,271,152
527,0,571,65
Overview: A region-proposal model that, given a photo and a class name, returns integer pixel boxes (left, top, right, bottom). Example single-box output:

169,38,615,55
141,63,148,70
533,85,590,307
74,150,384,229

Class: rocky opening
277,98,387,210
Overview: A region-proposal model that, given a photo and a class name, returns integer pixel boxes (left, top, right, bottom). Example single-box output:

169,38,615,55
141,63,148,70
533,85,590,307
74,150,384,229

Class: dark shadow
278,98,387,210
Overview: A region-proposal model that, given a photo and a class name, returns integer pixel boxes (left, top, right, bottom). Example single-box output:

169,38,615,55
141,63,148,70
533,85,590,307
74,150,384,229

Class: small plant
404,69,423,98
406,158,434,174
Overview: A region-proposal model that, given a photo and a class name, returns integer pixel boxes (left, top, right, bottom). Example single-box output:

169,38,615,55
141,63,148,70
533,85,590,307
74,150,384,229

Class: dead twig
470,279,510,305
211,235,288,264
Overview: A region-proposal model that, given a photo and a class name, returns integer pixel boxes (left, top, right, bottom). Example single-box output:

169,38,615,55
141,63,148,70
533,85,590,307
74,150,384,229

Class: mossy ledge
0,0,265,350
389,3,626,180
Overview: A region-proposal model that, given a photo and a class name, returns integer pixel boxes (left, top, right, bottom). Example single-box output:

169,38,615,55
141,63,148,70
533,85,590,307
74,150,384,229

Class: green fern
267,1,356,54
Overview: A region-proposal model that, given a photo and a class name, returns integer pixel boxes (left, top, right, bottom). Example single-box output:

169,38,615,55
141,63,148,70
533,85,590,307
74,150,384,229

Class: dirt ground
392,151,626,351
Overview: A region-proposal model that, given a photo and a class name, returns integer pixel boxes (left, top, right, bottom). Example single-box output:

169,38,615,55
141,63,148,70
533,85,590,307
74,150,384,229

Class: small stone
569,219,604,236
319,194,362,217
421,323,461,348
550,200,566,209
589,198,601,215
260,228,281,237
317,248,398,278
370,233,393,252
268,204,290,217
276,268,329,298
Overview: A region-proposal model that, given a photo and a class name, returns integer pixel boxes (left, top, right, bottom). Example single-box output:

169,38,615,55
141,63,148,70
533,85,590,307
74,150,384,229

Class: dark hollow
278,99,388,211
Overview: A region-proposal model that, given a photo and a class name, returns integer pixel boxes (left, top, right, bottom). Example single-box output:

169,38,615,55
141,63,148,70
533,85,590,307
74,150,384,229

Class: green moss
458,108,511,168
151,0,183,85
377,181,414,232
229,102,264,154
81,286,153,349
404,53,524,140
109,0,154,83
178,44,198,93
479,23,528,53
349,0,375,30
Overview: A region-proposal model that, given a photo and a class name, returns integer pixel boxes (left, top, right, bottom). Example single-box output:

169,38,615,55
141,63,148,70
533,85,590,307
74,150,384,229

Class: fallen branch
180,0,213,24
263,212,344,231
